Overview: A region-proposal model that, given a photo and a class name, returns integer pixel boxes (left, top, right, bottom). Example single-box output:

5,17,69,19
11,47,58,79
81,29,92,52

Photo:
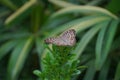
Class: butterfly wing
45,37,67,46
60,29,76,46
45,29,76,46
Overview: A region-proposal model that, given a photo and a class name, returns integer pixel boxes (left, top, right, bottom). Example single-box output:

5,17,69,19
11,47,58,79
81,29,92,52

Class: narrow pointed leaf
0,32,30,42
0,0,17,10
5,0,37,26
49,0,77,8
31,4,43,32
50,6,118,20
47,15,110,37
7,37,33,80
42,15,75,30
83,60,96,80
73,21,110,61
112,36,120,50
114,62,120,80
100,20,119,69
0,10,10,18
36,38,44,67
95,20,110,70
36,38,44,56
98,60,110,80
0,40,18,60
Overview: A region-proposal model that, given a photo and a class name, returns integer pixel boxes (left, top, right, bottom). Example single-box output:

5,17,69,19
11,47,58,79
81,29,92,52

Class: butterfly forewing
60,29,76,45
45,29,76,46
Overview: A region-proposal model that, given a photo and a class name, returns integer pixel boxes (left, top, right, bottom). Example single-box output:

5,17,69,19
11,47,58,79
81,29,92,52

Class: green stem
31,3,43,33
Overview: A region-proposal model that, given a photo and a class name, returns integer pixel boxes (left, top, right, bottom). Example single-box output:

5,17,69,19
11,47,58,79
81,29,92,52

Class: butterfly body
45,29,76,46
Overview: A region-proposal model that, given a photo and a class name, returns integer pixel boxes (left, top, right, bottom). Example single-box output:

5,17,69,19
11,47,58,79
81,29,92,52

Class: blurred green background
0,0,120,80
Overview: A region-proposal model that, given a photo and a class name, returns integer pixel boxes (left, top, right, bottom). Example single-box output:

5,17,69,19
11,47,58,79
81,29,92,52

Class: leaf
42,15,75,31
50,6,118,20
0,9,10,18
0,40,18,60
47,15,110,38
112,36,120,50
0,32,30,42
99,20,119,69
36,38,44,56
83,60,96,80
71,16,110,33
49,0,77,8
5,0,37,26
40,44,54,71
31,4,43,32
86,0,103,6
95,20,110,70
7,36,33,80
33,70,42,77
114,62,120,80
0,0,17,11
98,60,110,80
73,20,110,61
35,37,44,67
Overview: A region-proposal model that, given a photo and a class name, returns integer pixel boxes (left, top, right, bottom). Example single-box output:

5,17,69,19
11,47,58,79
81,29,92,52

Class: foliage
34,45,82,80
0,0,120,80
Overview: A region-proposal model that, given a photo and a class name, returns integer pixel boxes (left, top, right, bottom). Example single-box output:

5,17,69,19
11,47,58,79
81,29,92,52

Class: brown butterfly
44,29,76,46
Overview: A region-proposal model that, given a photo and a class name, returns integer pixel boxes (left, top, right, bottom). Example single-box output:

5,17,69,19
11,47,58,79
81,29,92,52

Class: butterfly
44,29,76,46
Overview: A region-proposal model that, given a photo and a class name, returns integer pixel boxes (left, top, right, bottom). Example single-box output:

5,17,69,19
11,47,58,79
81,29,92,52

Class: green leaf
0,0,17,11
0,32,30,42
5,0,37,26
98,60,110,80
50,6,118,20
49,0,77,8
71,16,110,33
86,0,103,6
47,15,110,37
7,36,33,80
73,20,110,61
0,9,10,18
36,38,44,56
114,62,120,80
99,20,119,69
33,70,42,77
112,36,120,50
31,4,43,32
35,37,44,67
0,40,18,60
95,20,110,70
41,45,54,71
83,60,96,80
42,15,75,31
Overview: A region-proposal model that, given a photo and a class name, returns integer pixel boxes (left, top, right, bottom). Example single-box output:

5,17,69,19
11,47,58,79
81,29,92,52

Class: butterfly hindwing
45,37,65,45
45,29,76,46
60,29,76,45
